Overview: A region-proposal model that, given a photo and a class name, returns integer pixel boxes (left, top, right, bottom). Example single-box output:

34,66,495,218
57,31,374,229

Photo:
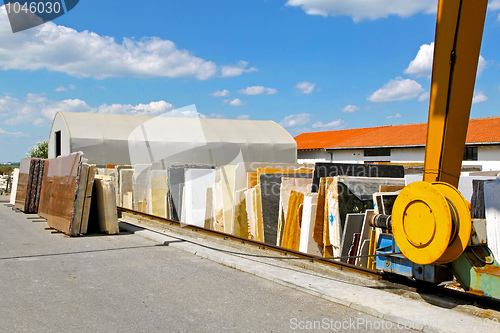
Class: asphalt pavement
0,196,417,333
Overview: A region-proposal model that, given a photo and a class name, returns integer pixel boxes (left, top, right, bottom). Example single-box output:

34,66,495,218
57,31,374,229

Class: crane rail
117,206,500,311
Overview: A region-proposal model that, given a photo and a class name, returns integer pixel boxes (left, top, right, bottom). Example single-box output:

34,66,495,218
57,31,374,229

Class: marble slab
484,179,500,260
299,193,321,256
340,214,364,263
92,176,119,234
312,163,405,193
281,190,304,251
276,176,313,247
120,169,134,209
167,164,214,222
9,168,19,205
38,153,94,236
184,168,216,227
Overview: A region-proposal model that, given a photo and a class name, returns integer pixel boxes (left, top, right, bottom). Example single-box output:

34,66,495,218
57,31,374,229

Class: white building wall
475,146,500,171
331,149,364,163
298,146,500,172
297,150,330,164
390,147,425,163
48,114,71,158
298,149,364,164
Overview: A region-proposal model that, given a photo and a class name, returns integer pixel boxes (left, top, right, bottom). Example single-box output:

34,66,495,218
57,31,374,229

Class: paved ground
0,198,414,333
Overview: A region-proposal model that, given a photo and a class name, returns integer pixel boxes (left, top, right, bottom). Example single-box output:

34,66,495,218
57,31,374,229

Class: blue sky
1,0,500,162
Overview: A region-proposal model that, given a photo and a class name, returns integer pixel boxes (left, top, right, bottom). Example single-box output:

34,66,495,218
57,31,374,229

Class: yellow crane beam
423,0,488,188
392,0,488,265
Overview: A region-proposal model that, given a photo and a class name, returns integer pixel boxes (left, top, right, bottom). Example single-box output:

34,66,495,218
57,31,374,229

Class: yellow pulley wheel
432,182,471,264
392,181,452,265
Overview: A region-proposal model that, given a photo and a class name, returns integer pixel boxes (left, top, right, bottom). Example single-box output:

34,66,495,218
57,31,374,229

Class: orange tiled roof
295,117,500,150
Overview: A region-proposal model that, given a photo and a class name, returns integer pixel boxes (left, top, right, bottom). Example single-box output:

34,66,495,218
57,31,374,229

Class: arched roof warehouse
49,112,297,166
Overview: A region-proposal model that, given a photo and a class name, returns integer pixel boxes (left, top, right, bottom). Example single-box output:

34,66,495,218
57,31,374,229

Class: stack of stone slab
113,165,133,208
167,164,215,221
131,163,215,222
38,153,96,236
90,175,119,234
118,167,134,209
471,178,500,260
118,161,409,262
242,164,312,243
14,158,45,213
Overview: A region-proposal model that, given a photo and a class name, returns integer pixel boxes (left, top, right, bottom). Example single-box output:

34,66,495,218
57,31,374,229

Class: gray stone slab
340,214,364,263
312,163,405,192
260,173,312,245
167,164,214,221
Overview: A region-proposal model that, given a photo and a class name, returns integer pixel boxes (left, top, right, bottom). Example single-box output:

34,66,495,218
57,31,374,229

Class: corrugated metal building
49,112,297,166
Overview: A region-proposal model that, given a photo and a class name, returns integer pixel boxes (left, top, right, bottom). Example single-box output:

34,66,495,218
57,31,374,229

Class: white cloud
477,56,487,77
236,114,251,120
386,113,402,119
279,113,311,128
490,0,500,10
0,127,29,137
211,89,231,97
404,43,434,78
0,6,253,80
207,113,226,119
472,91,488,104
342,105,359,113
220,61,258,78
97,100,175,116
55,84,76,92
368,77,425,102
223,98,246,107
418,92,430,102
237,86,278,95
295,81,316,94
286,0,437,22
312,119,346,130
0,93,176,126
405,42,487,78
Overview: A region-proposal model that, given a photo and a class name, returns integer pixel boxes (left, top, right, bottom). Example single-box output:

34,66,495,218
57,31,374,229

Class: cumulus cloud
223,98,246,107
0,6,253,80
418,92,430,102
211,89,231,97
97,100,175,116
295,81,316,94
0,93,176,126
279,113,311,128
312,119,346,130
237,86,278,95
286,0,437,22
472,91,488,104
405,42,487,78
55,84,76,92
490,0,500,10
220,61,258,78
404,43,434,78
368,77,425,102
342,105,359,113
386,113,402,119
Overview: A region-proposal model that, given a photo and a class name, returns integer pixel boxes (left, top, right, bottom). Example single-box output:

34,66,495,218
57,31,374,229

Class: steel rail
117,206,500,309
117,206,381,277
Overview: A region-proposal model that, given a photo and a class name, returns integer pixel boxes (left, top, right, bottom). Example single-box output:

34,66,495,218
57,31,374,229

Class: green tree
27,140,48,159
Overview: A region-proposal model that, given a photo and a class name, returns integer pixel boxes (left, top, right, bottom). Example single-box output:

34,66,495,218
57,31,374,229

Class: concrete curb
120,221,500,333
